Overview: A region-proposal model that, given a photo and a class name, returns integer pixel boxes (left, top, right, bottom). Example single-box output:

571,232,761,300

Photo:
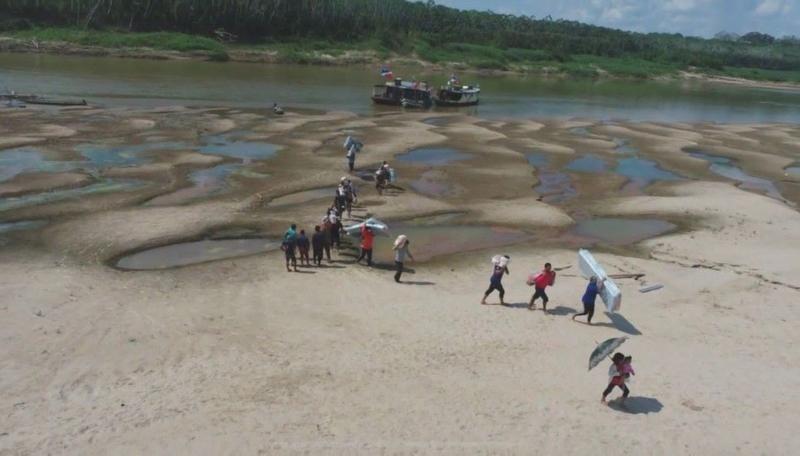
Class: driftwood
608,273,645,280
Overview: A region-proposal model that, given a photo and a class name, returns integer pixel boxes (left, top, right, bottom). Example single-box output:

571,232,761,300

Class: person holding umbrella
588,337,630,405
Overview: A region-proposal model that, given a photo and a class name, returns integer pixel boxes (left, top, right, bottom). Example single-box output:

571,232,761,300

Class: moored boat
1,92,87,106
433,75,480,107
371,78,433,109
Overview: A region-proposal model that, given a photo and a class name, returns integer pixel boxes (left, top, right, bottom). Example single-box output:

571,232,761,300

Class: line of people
281,219,414,283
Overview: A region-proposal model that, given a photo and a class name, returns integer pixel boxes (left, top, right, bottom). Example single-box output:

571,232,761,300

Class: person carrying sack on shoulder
528,262,556,312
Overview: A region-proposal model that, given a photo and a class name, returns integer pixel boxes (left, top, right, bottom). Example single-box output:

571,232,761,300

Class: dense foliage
2,0,799,74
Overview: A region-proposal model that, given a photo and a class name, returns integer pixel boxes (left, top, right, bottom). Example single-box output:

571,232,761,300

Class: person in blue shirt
282,224,298,272
573,276,604,324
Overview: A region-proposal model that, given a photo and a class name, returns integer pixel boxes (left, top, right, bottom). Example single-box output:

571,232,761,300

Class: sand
1,105,799,455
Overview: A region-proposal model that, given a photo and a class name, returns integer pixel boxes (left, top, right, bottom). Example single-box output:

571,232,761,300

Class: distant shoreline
2,35,800,92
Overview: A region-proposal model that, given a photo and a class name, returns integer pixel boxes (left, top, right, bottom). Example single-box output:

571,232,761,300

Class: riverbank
2,105,800,454
3,30,800,90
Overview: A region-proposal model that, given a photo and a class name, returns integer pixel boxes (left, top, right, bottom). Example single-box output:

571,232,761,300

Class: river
3,52,800,123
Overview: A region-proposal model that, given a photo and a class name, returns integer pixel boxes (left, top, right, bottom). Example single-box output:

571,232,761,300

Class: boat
434,84,480,107
371,78,433,109
433,76,480,107
0,92,87,107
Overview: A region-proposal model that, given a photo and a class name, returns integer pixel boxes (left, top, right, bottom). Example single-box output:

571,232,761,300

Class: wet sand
1,105,800,454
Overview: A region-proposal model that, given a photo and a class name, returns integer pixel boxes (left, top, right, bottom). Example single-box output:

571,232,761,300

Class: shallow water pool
363,223,533,263
0,179,147,212
615,157,682,188
199,134,279,163
115,238,281,270
396,147,472,166
689,151,784,200
0,148,78,182
570,218,676,246
565,155,608,173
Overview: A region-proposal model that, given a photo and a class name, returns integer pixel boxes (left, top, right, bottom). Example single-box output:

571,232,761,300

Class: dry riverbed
1,104,799,454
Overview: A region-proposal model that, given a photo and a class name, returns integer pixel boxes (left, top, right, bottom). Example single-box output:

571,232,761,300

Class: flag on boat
380,65,394,79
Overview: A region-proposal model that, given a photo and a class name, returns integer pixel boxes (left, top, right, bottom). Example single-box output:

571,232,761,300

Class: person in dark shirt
311,225,325,267
481,255,510,305
572,276,604,324
296,229,310,267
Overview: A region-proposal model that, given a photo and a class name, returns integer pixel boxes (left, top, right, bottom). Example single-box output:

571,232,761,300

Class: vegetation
1,0,799,81
7,27,224,52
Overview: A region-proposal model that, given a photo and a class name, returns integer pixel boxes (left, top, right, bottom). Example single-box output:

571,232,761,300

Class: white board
578,248,622,312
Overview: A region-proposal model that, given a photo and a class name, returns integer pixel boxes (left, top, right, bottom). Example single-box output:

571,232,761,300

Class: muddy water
76,141,188,167
115,238,280,270
570,218,676,246
0,179,146,212
364,221,533,264
689,151,785,200
396,147,472,166
7,52,800,122
267,188,335,207
0,148,78,181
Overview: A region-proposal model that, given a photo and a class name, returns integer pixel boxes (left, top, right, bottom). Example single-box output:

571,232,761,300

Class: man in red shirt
356,224,375,266
528,262,556,311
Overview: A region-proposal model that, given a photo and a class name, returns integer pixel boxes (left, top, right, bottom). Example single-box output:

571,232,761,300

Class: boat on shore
433,76,480,107
0,92,87,107
371,78,433,109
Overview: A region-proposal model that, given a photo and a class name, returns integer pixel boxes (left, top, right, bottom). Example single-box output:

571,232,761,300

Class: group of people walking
481,257,559,311
281,219,414,283
480,256,603,325
288,135,636,405
480,255,634,403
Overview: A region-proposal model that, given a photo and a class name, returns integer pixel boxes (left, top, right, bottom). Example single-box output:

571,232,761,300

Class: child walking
602,353,630,405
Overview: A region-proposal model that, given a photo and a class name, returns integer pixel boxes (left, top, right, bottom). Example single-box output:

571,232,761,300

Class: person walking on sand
311,225,325,266
297,229,311,267
392,234,414,283
573,276,604,324
344,178,357,219
481,255,510,305
356,224,375,266
335,180,348,215
329,210,342,251
375,161,391,195
282,224,298,272
602,352,630,405
346,142,358,172
321,213,333,263
528,262,556,311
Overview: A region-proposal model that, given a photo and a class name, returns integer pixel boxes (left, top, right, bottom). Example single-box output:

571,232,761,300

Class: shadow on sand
399,281,435,286
547,305,577,316
605,312,643,336
607,396,663,415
